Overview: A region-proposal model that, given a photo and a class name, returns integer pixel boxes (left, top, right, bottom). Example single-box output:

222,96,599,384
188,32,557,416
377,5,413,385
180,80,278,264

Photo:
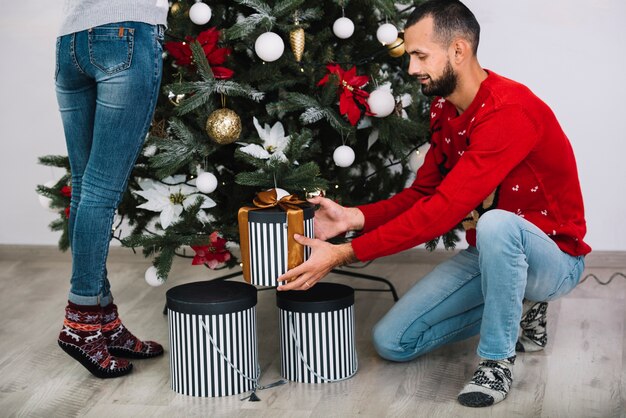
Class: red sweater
351,71,591,261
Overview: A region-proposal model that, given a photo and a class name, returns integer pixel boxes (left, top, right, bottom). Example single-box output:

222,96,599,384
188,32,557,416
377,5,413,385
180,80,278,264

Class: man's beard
421,60,457,97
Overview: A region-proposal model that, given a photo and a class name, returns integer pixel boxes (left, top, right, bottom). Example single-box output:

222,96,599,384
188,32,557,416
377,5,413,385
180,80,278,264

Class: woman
55,0,168,378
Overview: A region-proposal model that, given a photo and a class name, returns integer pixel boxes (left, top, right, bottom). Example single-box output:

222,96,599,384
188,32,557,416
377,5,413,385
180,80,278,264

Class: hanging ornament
170,2,182,16
408,144,430,172
167,90,186,106
196,172,218,193
38,180,57,212
333,17,354,39
376,23,398,45
289,18,305,63
368,87,396,118
254,32,285,62
387,37,405,58
333,145,355,167
206,108,242,144
189,2,212,25
145,266,165,287
273,187,290,200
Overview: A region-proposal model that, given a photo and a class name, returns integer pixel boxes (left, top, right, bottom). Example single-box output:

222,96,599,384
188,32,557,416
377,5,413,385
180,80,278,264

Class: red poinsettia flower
191,231,232,269
317,64,372,125
60,185,72,218
164,27,234,79
60,185,72,197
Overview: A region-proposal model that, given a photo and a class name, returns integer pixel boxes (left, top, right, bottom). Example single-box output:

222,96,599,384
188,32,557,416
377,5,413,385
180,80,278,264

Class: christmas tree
38,0,460,282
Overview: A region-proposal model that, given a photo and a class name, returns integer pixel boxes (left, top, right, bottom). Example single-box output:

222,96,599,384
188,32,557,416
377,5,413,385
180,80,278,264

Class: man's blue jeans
55,22,164,305
372,209,586,361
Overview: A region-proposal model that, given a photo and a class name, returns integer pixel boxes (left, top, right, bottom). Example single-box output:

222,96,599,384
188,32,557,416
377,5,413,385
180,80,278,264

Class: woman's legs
56,22,164,305
55,22,164,377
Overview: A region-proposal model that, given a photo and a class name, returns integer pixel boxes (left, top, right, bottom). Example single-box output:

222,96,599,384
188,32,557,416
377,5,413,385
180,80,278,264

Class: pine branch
190,41,214,81
149,119,211,178
235,0,272,15
425,237,439,252
38,155,70,170
273,0,306,18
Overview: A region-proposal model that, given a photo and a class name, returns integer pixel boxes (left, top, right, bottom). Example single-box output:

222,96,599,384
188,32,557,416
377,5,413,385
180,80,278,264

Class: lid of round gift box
166,281,257,315
248,203,315,222
276,282,354,313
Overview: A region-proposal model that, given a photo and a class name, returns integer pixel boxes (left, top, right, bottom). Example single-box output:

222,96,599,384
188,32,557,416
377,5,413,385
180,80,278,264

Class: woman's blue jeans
55,22,164,306
372,209,586,361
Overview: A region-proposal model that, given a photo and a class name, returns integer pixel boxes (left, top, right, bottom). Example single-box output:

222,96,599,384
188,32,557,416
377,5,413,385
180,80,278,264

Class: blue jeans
55,22,164,305
372,209,585,361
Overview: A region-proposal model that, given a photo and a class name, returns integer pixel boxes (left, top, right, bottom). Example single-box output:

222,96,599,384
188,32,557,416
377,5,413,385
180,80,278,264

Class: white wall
1,0,625,250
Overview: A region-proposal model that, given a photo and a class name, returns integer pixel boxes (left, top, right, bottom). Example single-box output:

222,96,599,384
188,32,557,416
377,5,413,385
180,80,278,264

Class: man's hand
277,234,357,291
308,196,364,241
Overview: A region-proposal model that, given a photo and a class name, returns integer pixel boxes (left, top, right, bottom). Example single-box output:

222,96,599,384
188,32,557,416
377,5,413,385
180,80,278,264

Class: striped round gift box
277,283,357,383
166,281,258,397
247,205,315,287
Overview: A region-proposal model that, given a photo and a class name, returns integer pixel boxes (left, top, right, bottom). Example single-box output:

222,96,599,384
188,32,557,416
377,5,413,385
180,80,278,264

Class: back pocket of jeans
88,26,135,75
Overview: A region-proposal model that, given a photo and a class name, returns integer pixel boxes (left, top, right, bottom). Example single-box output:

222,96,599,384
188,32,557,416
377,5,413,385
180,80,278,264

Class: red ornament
164,28,234,79
191,231,232,269
317,64,372,126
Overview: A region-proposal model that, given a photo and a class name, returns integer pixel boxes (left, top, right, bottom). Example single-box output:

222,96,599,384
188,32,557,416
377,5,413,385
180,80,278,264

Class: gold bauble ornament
170,2,182,16
205,108,242,144
387,37,405,58
289,25,305,63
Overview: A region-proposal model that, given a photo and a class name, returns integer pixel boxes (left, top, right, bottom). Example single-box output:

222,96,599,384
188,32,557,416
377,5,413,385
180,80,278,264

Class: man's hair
405,0,480,55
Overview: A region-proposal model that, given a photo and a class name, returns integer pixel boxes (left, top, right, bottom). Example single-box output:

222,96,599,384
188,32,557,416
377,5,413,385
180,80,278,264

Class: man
277,0,590,408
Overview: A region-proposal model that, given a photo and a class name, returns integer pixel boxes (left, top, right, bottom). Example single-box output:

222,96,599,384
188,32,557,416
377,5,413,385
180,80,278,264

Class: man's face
405,16,458,98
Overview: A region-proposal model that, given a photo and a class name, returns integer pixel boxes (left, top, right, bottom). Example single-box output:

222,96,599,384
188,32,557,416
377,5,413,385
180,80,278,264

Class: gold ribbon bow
238,189,309,283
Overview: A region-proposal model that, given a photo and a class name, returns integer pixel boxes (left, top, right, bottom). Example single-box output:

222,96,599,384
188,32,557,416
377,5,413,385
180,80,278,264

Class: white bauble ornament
333,145,355,167
38,180,57,212
196,172,218,194
332,17,355,39
254,32,285,62
408,144,430,172
376,23,398,45
368,88,396,118
189,2,212,25
273,187,290,200
145,266,165,287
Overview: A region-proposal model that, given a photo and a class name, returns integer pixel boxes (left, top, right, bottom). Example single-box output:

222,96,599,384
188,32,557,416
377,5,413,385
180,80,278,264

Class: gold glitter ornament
205,108,242,144
170,2,182,16
387,37,405,58
289,25,305,62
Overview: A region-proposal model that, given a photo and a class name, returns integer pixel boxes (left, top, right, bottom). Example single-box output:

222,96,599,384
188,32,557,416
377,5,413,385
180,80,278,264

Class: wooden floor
0,245,624,418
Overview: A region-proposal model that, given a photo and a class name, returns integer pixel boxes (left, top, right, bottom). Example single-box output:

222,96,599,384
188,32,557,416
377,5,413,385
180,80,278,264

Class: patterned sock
457,356,515,407
516,300,548,352
58,302,133,378
102,303,164,359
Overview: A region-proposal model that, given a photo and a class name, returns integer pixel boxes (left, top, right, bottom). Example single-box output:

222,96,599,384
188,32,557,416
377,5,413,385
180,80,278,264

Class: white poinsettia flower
134,175,216,229
238,117,289,162
400,93,412,119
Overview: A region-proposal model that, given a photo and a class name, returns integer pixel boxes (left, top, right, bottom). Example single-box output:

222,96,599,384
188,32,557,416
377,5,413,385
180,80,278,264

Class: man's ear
451,38,472,63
